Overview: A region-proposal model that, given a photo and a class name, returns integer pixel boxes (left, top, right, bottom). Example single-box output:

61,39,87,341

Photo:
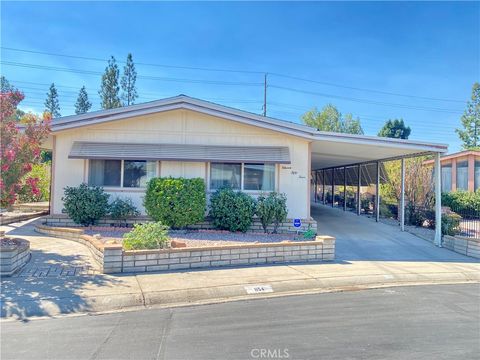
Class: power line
1,46,264,75
3,61,463,114
269,85,463,114
1,46,466,103
269,73,466,103
1,61,264,86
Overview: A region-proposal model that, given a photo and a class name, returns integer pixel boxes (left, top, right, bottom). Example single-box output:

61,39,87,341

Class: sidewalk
1,217,479,320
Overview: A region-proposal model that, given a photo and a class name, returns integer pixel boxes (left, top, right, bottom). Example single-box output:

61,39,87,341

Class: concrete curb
2,270,479,320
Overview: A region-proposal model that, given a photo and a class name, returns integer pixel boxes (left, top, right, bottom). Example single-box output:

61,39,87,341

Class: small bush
62,183,110,226
270,192,288,233
144,177,206,229
109,197,139,224
18,162,51,203
303,225,316,239
256,193,275,233
123,222,169,250
441,212,462,236
209,187,256,232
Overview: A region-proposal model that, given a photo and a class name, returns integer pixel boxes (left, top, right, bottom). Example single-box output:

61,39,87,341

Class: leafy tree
1,76,14,93
74,86,92,114
44,83,61,118
380,157,434,210
456,82,480,149
378,119,411,139
302,104,363,134
1,76,25,121
99,56,121,109
1,91,51,208
121,53,138,106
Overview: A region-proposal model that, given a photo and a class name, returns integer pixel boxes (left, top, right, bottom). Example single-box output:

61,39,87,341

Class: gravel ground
83,227,303,247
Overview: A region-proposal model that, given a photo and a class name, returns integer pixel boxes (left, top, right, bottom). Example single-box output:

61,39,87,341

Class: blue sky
1,1,479,152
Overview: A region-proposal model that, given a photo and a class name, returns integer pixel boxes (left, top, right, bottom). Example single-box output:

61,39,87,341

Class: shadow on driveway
311,203,480,263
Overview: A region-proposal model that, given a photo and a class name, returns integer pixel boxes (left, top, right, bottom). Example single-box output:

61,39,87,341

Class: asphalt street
1,284,479,360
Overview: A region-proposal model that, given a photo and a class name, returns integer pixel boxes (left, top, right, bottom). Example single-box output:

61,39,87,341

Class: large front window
243,163,275,191
123,160,156,187
210,163,241,190
88,160,121,187
88,159,156,188
210,163,276,191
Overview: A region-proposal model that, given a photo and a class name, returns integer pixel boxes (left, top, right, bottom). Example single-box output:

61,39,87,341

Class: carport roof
310,133,447,170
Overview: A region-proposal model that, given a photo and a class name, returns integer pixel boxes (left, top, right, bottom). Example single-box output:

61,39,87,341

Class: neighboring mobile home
46,95,448,238
424,150,480,193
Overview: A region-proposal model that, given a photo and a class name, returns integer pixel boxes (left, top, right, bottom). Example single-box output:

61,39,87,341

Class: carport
309,132,448,246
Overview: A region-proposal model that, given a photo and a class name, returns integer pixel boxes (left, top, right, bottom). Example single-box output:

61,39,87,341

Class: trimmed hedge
144,177,206,229
209,187,256,232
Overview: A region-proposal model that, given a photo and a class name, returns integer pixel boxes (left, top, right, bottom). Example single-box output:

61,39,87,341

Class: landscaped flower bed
82,226,303,248
36,223,336,274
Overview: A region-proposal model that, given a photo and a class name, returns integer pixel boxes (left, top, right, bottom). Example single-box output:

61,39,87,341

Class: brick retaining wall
443,235,480,259
43,215,317,234
36,224,334,274
0,238,30,276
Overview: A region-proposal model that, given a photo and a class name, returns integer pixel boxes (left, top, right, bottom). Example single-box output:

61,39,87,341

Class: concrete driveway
312,203,476,262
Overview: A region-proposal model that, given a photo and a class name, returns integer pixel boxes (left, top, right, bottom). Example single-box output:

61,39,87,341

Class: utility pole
263,73,267,117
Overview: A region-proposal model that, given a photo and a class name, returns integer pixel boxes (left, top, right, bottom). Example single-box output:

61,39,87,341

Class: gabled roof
51,95,318,139
51,94,448,155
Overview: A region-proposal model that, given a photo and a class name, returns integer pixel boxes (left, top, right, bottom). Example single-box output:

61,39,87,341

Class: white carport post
357,164,361,215
434,152,442,247
400,158,405,231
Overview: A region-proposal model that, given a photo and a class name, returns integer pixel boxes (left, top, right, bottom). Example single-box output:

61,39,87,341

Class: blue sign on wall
293,218,302,228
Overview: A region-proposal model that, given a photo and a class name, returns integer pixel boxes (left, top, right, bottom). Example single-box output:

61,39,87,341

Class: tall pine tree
75,86,92,114
121,53,138,106
456,82,480,149
99,56,121,109
44,83,61,118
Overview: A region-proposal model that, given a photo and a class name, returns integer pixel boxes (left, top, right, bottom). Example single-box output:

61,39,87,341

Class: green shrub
270,192,288,233
209,187,256,232
18,162,51,203
442,191,480,213
123,222,169,250
441,212,462,236
62,184,110,226
256,193,275,233
109,197,140,224
144,177,206,229
303,225,316,239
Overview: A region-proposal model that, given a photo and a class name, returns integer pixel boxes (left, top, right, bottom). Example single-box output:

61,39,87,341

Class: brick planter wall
43,215,317,234
103,236,335,274
0,238,30,276
36,224,335,274
443,235,480,259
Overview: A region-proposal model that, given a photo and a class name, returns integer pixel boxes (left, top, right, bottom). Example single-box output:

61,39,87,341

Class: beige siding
52,109,311,218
